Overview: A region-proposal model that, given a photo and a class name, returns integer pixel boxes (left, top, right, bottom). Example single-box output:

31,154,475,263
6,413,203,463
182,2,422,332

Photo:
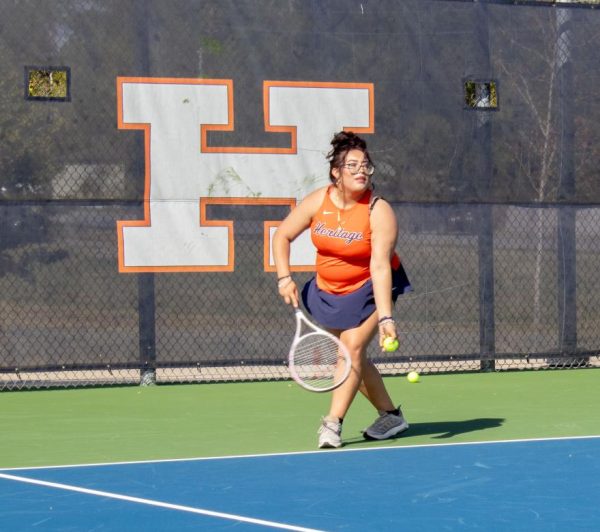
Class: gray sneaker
318,416,342,448
363,407,409,440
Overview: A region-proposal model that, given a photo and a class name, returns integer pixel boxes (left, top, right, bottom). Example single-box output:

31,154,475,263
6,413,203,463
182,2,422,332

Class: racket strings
293,335,345,389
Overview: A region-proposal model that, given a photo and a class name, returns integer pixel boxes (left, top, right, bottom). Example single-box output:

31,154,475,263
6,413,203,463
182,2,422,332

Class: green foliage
199,36,224,55
464,81,498,110
27,69,68,99
208,167,262,197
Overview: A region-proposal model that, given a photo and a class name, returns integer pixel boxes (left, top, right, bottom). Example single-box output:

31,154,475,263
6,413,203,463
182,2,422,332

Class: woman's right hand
278,278,299,308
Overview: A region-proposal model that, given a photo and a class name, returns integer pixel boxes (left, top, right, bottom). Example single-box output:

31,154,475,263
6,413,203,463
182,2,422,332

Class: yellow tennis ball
383,337,399,352
407,371,420,383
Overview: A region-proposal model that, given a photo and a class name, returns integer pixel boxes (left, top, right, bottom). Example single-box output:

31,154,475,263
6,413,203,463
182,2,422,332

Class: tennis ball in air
383,337,399,352
407,371,420,383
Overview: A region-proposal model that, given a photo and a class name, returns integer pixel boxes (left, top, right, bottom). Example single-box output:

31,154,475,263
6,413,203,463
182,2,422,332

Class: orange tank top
311,187,400,295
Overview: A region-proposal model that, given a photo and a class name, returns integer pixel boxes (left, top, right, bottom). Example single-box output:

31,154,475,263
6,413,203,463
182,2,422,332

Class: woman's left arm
369,199,399,347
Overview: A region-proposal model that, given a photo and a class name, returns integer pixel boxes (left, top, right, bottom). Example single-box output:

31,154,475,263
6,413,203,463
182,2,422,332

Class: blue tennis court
2,436,599,531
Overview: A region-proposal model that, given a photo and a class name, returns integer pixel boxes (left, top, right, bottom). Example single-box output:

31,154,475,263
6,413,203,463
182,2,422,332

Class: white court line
1,433,599,473
0,472,323,532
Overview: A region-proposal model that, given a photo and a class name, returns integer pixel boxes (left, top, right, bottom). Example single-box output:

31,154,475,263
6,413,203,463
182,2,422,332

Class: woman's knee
341,324,376,357
340,336,368,362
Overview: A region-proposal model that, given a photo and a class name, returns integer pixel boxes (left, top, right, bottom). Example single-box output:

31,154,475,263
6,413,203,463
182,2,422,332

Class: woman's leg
327,312,394,419
358,359,395,412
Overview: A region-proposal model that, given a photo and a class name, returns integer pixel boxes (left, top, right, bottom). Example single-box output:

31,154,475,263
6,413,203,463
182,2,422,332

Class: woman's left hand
378,319,398,350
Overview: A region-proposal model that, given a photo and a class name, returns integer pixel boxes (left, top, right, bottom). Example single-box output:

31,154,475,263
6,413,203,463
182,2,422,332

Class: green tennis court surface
1,369,598,469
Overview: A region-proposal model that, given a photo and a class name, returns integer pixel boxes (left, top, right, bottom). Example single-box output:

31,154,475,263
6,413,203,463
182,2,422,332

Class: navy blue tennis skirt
301,264,412,330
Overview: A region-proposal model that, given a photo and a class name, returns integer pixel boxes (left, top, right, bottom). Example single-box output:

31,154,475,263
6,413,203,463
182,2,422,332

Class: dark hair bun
330,131,367,154
326,131,368,164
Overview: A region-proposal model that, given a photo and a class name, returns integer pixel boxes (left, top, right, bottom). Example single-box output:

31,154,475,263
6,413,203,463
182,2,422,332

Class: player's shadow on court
344,418,505,446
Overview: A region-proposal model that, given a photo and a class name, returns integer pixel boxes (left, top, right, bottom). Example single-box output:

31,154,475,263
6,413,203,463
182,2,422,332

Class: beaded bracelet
378,315,394,324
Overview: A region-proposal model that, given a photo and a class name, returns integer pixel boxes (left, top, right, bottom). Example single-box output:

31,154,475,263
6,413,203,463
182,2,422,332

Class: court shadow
343,418,505,447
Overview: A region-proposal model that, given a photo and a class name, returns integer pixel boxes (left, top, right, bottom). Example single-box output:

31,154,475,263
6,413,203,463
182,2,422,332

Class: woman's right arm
273,188,325,308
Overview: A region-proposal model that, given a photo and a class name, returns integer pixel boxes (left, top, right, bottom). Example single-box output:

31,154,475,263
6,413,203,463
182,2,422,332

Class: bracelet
277,276,293,289
277,275,291,282
378,315,394,324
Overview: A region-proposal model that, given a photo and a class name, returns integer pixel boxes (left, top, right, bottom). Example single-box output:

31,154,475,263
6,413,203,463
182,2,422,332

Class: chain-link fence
1,0,600,389
1,200,598,390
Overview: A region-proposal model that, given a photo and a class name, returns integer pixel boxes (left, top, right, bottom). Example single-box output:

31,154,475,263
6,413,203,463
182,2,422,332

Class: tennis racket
288,308,352,393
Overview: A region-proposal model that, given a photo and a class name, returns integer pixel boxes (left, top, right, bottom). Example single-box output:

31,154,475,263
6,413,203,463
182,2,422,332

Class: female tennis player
273,130,412,448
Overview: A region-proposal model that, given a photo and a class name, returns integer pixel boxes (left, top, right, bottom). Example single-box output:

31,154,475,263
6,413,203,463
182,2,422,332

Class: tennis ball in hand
382,337,399,352
407,371,420,383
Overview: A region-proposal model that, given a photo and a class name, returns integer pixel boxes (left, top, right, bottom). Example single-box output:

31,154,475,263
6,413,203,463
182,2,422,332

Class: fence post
138,273,157,384
473,3,496,371
557,208,577,356
479,205,496,371
134,0,157,384
554,9,579,367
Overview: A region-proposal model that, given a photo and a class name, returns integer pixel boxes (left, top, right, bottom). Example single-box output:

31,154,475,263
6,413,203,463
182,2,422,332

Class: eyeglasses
340,161,375,176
